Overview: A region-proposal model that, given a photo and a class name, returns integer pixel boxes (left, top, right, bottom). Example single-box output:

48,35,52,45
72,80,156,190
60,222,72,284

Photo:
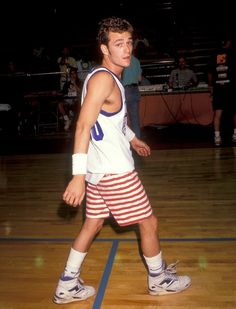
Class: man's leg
53,218,104,304
138,214,160,257
126,87,141,138
58,100,71,131
73,217,104,251
232,112,236,142
214,109,223,146
138,215,191,296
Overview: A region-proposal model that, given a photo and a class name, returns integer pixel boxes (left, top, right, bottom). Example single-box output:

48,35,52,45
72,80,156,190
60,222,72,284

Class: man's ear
100,44,109,56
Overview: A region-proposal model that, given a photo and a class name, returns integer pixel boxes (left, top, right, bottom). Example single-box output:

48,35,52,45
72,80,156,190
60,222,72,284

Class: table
139,89,214,127
24,90,63,133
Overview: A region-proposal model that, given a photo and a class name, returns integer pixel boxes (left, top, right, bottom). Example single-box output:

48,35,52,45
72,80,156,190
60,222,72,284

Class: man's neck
101,60,123,79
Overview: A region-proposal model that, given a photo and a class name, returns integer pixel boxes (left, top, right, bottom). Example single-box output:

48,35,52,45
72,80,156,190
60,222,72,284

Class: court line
1,236,236,307
0,237,236,242
92,240,119,309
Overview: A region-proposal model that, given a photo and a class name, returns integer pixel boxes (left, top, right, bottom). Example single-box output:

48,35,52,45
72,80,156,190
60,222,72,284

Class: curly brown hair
97,16,133,45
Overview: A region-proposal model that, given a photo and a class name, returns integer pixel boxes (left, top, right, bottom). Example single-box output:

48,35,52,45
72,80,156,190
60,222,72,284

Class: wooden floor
1,142,236,308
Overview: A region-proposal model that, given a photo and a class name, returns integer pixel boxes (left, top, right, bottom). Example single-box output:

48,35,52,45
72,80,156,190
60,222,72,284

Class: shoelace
78,277,85,285
165,260,180,274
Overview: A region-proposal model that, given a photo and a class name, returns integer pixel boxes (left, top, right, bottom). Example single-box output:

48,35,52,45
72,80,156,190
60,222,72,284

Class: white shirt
81,67,135,184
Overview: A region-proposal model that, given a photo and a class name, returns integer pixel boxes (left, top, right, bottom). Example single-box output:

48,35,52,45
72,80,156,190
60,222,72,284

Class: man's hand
130,136,151,156
63,175,86,207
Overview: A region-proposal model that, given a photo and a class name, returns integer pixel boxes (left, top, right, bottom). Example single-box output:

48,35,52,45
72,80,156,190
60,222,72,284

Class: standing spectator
122,54,142,138
133,31,150,59
208,35,236,146
53,16,191,305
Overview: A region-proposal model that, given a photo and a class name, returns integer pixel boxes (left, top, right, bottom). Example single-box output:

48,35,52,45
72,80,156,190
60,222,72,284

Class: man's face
179,57,187,70
102,31,133,68
69,72,77,82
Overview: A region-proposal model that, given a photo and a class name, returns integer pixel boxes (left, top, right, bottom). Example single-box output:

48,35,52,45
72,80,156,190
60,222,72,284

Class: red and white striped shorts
86,170,153,226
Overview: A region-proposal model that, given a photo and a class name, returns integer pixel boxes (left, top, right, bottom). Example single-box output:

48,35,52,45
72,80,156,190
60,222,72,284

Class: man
57,46,77,90
58,67,81,131
122,54,142,138
169,56,198,89
208,35,236,146
53,17,191,304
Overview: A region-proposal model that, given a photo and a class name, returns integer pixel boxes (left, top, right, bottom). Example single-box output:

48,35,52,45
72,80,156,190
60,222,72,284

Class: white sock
64,248,87,278
215,131,220,138
143,251,163,277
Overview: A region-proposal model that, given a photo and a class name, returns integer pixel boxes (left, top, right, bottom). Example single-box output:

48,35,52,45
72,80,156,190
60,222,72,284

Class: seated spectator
0,60,25,135
58,68,81,131
169,56,198,89
29,42,54,73
57,46,77,90
76,51,94,82
0,103,12,134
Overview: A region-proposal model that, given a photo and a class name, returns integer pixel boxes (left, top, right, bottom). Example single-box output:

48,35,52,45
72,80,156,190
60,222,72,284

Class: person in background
29,42,53,73
58,67,81,131
169,56,198,89
76,51,93,82
57,46,77,90
208,34,236,146
122,54,142,138
53,16,191,305
133,31,150,59
1,60,25,135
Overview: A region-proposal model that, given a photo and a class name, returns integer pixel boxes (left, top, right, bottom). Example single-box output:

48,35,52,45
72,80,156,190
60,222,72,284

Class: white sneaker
232,133,236,143
53,275,95,304
64,119,72,131
148,261,191,296
69,110,74,118
214,136,222,146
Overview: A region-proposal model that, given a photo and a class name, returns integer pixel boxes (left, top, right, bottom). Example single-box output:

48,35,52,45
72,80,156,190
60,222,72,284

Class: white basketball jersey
81,67,135,184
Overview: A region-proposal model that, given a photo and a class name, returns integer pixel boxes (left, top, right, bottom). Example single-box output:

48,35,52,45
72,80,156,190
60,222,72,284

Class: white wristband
72,153,88,175
125,126,135,141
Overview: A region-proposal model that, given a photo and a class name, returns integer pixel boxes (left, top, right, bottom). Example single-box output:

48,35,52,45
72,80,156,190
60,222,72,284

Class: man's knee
139,214,158,232
84,218,104,234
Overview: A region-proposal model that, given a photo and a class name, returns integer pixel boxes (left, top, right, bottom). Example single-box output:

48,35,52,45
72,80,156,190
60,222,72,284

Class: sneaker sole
53,296,87,304
53,289,96,304
148,282,191,296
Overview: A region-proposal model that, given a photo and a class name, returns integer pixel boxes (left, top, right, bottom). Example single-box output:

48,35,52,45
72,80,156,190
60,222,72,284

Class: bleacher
140,24,223,86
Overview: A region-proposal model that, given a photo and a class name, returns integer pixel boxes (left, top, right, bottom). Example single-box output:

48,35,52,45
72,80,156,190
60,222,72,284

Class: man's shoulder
132,55,141,64
186,68,195,74
89,66,117,79
86,67,118,87
171,68,178,74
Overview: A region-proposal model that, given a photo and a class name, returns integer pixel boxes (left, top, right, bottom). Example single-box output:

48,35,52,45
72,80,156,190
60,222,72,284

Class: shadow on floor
142,124,214,150
1,123,235,155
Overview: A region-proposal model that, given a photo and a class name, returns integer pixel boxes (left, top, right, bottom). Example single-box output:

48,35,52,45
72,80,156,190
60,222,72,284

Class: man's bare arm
63,72,116,206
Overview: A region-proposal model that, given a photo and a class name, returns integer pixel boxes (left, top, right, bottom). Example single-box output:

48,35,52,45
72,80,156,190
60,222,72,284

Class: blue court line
0,237,236,242
92,240,119,309
1,236,236,307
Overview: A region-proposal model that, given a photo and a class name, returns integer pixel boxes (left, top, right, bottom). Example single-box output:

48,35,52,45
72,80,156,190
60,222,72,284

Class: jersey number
91,121,104,141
